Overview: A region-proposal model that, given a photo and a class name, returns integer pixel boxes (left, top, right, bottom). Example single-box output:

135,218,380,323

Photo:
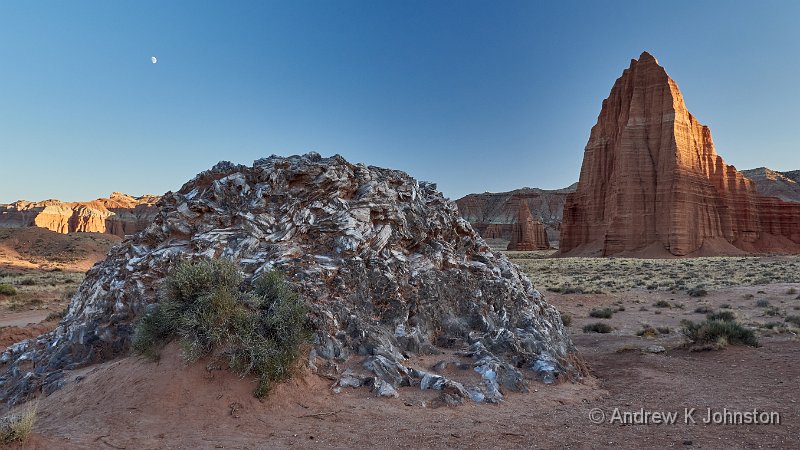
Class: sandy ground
3,282,799,449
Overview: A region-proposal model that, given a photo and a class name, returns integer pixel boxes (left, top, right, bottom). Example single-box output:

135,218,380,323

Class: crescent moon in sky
151,56,158,64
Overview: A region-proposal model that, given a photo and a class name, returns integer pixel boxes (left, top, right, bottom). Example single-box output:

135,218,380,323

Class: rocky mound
0,192,160,238
1,153,575,406
560,52,800,257
456,184,575,248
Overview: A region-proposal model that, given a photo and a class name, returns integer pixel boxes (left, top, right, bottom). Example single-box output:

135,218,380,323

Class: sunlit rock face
0,193,160,237
1,153,576,405
561,52,800,257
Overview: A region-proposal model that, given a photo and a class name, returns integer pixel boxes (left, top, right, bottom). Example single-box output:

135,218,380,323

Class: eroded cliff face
560,52,800,257
456,185,575,247
0,192,160,237
741,168,800,203
507,201,550,251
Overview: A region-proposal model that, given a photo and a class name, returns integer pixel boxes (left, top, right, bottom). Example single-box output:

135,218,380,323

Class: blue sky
2,0,799,203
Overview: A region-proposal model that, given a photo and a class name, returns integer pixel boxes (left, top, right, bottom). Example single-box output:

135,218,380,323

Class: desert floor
2,241,799,449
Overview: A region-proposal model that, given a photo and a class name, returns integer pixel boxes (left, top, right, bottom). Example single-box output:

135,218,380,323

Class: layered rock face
1,153,575,405
507,201,551,250
741,168,800,203
456,185,575,248
560,52,800,257
0,193,160,237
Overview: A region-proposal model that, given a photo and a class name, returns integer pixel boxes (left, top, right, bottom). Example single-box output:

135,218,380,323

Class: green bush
560,313,572,327
755,299,770,308
589,308,614,319
132,259,312,397
785,315,800,327
583,322,613,334
0,284,17,296
680,318,758,349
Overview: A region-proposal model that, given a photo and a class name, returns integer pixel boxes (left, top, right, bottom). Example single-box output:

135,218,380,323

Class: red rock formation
456,184,575,247
507,201,551,250
0,192,160,238
561,52,800,257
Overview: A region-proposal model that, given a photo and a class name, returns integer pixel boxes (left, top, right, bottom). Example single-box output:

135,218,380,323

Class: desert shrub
0,402,37,444
0,284,17,296
132,259,312,397
688,287,708,297
706,311,735,322
653,300,671,308
560,313,572,327
720,303,731,309
764,322,784,330
657,327,671,334
637,326,657,338
694,306,713,314
764,306,783,317
680,319,758,349
787,288,798,295
583,322,613,333
589,308,614,319
755,299,770,308
18,278,36,286
785,315,800,327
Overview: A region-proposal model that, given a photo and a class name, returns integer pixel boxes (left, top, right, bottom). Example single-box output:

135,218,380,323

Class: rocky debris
507,201,550,251
644,345,666,354
0,192,160,238
741,168,800,203
456,186,575,248
0,153,576,406
560,52,800,257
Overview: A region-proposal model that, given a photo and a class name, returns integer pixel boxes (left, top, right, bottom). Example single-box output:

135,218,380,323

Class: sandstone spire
560,52,800,257
507,200,550,250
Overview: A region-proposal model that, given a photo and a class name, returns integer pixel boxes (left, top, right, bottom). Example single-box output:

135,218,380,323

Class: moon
151,56,157,64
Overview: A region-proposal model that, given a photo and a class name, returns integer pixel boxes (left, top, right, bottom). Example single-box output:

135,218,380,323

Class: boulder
0,153,576,405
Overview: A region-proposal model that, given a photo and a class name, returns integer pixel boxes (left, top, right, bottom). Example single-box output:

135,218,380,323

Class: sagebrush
132,259,312,397
0,402,37,444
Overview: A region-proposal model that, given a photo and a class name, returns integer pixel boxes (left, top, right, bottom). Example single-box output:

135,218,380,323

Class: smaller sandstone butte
560,52,800,257
456,185,575,248
0,192,160,238
507,201,551,250
741,168,800,203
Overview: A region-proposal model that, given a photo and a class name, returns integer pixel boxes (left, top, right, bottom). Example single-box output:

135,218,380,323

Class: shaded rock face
507,201,550,251
741,168,800,203
0,193,160,238
0,153,574,405
560,52,800,257
456,185,575,248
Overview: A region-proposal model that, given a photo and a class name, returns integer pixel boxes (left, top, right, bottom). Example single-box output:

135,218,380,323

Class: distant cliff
0,192,160,237
741,168,800,203
456,184,576,248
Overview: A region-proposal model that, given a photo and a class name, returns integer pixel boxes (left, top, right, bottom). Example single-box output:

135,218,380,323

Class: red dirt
5,285,800,449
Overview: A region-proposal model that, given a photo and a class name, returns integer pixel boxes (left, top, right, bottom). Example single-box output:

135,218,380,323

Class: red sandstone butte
560,52,800,257
0,192,160,238
507,200,550,250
